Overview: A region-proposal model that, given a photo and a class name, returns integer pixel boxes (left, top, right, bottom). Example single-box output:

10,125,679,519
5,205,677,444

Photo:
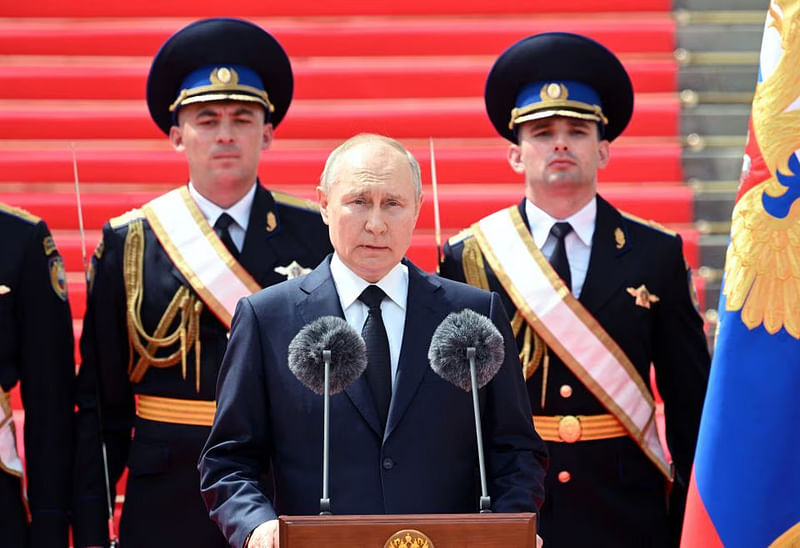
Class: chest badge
0,284,10,295
275,260,311,280
626,284,659,309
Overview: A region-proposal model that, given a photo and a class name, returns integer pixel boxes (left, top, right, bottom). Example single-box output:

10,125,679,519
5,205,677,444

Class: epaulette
109,208,145,229
271,191,320,212
619,210,677,237
0,202,41,225
447,228,474,246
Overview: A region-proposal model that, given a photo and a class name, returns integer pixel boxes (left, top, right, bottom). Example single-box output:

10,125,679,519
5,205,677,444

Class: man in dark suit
0,205,74,548
199,134,547,548
72,19,332,548
439,33,711,547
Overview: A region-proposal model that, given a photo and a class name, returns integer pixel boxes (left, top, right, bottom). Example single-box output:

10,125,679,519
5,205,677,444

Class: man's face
317,142,422,283
508,116,609,199
169,101,272,200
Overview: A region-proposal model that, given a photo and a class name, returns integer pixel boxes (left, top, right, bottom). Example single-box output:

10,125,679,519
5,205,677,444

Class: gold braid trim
461,237,491,291
123,220,204,390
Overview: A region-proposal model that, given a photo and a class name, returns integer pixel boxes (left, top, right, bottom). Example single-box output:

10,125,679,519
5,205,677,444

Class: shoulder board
271,191,320,212
0,202,41,225
109,208,145,229
448,228,474,246
619,210,677,237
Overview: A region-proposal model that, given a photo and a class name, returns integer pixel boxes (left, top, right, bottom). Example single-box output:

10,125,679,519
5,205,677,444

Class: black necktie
359,285,392,430
549,222,573,291
214,213,239,259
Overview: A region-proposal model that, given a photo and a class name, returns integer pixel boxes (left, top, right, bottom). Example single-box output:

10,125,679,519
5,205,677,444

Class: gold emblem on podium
384,529,434,548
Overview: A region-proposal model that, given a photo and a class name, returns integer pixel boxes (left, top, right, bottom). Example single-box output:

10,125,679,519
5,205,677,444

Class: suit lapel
384,262,442,441
297,258,384,438
579,195,631,313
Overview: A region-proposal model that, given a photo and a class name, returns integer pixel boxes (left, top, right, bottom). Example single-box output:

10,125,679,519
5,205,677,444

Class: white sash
472,206,671,479
0,389,23,478
142,187,261,329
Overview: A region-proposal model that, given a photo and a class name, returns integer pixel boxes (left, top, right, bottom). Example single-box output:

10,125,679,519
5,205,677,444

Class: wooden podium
279,512,536,547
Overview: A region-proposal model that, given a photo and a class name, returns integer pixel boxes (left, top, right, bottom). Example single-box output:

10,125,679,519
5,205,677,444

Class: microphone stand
467,347,492,513
320,349,332,515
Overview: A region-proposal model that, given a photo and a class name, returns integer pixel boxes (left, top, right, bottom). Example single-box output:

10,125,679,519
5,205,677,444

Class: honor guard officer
72,18,333,548
439,33,711,547
0,204,74,548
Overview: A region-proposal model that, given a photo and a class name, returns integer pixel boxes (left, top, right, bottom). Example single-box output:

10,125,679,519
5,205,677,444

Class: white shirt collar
525,197,596,248
187,181,256,231
330,253,408,312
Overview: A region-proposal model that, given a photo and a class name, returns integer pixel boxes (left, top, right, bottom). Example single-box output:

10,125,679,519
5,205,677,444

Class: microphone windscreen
288,316,367,395
428,309,505,391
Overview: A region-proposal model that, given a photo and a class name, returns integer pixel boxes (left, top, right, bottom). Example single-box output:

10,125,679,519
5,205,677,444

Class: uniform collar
187,181,256,232
525,196,596,248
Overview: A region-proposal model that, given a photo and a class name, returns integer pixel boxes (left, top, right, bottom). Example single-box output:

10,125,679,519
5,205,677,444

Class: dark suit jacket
0,207,74,548
199,257,547,548
439,196,710,548
72,184,332,548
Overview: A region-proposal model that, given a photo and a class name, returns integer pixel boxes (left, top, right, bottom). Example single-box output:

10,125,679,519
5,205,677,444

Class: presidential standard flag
680,1,800,546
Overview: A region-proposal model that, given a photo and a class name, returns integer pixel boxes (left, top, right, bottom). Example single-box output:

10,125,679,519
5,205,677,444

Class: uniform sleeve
199,297,276,548
72,224,135,547
651,235,710,535
438,239,468,283
17,221,75,548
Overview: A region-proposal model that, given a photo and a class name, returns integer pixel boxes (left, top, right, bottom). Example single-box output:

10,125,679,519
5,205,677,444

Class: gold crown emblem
384,530,433,548
211,67,237,86
541,82,568,101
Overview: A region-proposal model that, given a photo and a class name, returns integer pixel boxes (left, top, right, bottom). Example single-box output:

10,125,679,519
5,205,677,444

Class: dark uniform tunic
0,204,74,548
72,185,332,548
440,196,711,547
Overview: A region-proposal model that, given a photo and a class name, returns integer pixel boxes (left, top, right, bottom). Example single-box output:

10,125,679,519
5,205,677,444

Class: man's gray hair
319,133,422,199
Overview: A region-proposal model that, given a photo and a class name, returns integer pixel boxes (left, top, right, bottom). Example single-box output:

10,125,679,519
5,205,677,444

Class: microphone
288,316,367,515
428,308,505,513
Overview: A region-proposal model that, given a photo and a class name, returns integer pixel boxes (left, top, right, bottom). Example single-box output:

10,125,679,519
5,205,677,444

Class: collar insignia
275,260,311,280
626,284,659,309
614,227,625,249
266,211,277,232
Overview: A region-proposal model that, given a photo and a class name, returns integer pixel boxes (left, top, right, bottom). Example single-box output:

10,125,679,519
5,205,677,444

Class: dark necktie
358,285,392,430
214,213,239,259
549,222,573,291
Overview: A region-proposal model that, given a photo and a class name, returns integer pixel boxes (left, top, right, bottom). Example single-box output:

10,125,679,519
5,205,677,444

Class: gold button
560,384,573,398
557,415,582,443
558,470,571,483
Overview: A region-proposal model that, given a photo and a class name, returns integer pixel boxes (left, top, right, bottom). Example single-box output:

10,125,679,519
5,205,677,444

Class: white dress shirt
188,181,256,252
329,253,409,390
525,197,596,298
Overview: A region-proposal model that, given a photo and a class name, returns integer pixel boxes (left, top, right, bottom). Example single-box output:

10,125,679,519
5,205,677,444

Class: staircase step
60,217,699,319
1,0,671,18
0,139,683,185
676,24,761,52
0,15,675,57
680,104,750,136
1,182,693,236
683,148,744,181
0,95,679,140
679,65,757,93
0,54,677,100
674,0,767,11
